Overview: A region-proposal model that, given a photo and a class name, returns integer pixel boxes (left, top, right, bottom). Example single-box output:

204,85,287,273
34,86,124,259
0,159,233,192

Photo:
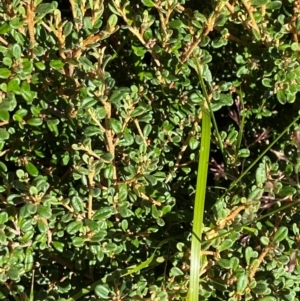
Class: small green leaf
256,162,267,185
109,118,122,134
108,3,121,16
131,105,148,117
144,174,157,185
85,219,101,233
0,129,9,140
10,17,24,29
0,68,11,79
72,237,85,247
266,1,281,9
262,78,272,88
105,242,117,251
143,124,152,136
7,265,22,281
0,212,8,224
219,93,233,106
0,23,11,34
248,187,263,200
29,186,38,195
260,236,269,245
215,14,227,26
35,61,45,70
141,0,155,7
230,257,239,270
71,196,85,213
107,15,118,27
258,297,277,301
236,274,248,293
21,89,37,103
0,110,9,121
90,187,101,197
118,204,133,217
132,46,147,57
189,136,199,150
121,219,128,231
151,205,160,219
36,2,57,15
12,44,22,59
273,226,288,243
92,207,113,220
95,285,110,299
24,247,34,272
27,117,43,126
218,239,234,251
66,221,83,235
190,92,204,104
79,56,93,68
252,28,261,40
37,219,48,233
245,246,255,265
25,162,39,176
50,59,65,70
84,126,102,137
251,0,268,5
252,282,269,295
218,258,231,269
37,205,51,218
211,37,227,48
52,241,64,252
0,232,6,244
168,20,183,30
109,89,125,104
238,148,250,158
82,98,98,109
46,119,59,136
94,107,106,119
103,164,114,179
278,186,296,197
170,267,184,277
90,230,107,242
63,21,73,37
277,90,286,104
0,162,7,173
13,108,28,122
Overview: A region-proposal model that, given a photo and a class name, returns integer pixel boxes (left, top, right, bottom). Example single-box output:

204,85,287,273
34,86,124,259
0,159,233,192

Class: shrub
0,0,300,301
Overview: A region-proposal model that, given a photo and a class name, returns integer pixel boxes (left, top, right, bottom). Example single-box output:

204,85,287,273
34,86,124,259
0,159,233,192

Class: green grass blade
188,58,211,301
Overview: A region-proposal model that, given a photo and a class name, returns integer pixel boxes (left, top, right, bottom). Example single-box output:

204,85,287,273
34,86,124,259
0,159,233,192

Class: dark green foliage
0,0,300,300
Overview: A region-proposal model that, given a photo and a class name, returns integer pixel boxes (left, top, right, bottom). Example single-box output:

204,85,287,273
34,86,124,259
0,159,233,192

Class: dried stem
0,36,8,46
69,0,80,31
242,0,260,35
291,0,300,45
26,0,36,45
248,214,285,281
87,108,106,132
87,169,95,220
134,119,147,147
103,101,117,180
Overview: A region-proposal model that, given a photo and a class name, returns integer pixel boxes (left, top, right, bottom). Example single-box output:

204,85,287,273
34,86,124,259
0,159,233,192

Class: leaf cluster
0,0,300,301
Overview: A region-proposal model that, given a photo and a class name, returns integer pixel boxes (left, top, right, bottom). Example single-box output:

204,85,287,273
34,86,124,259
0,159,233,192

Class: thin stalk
234,88,245,162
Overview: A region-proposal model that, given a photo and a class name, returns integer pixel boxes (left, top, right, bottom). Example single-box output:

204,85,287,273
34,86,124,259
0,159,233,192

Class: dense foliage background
0,0,300,300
